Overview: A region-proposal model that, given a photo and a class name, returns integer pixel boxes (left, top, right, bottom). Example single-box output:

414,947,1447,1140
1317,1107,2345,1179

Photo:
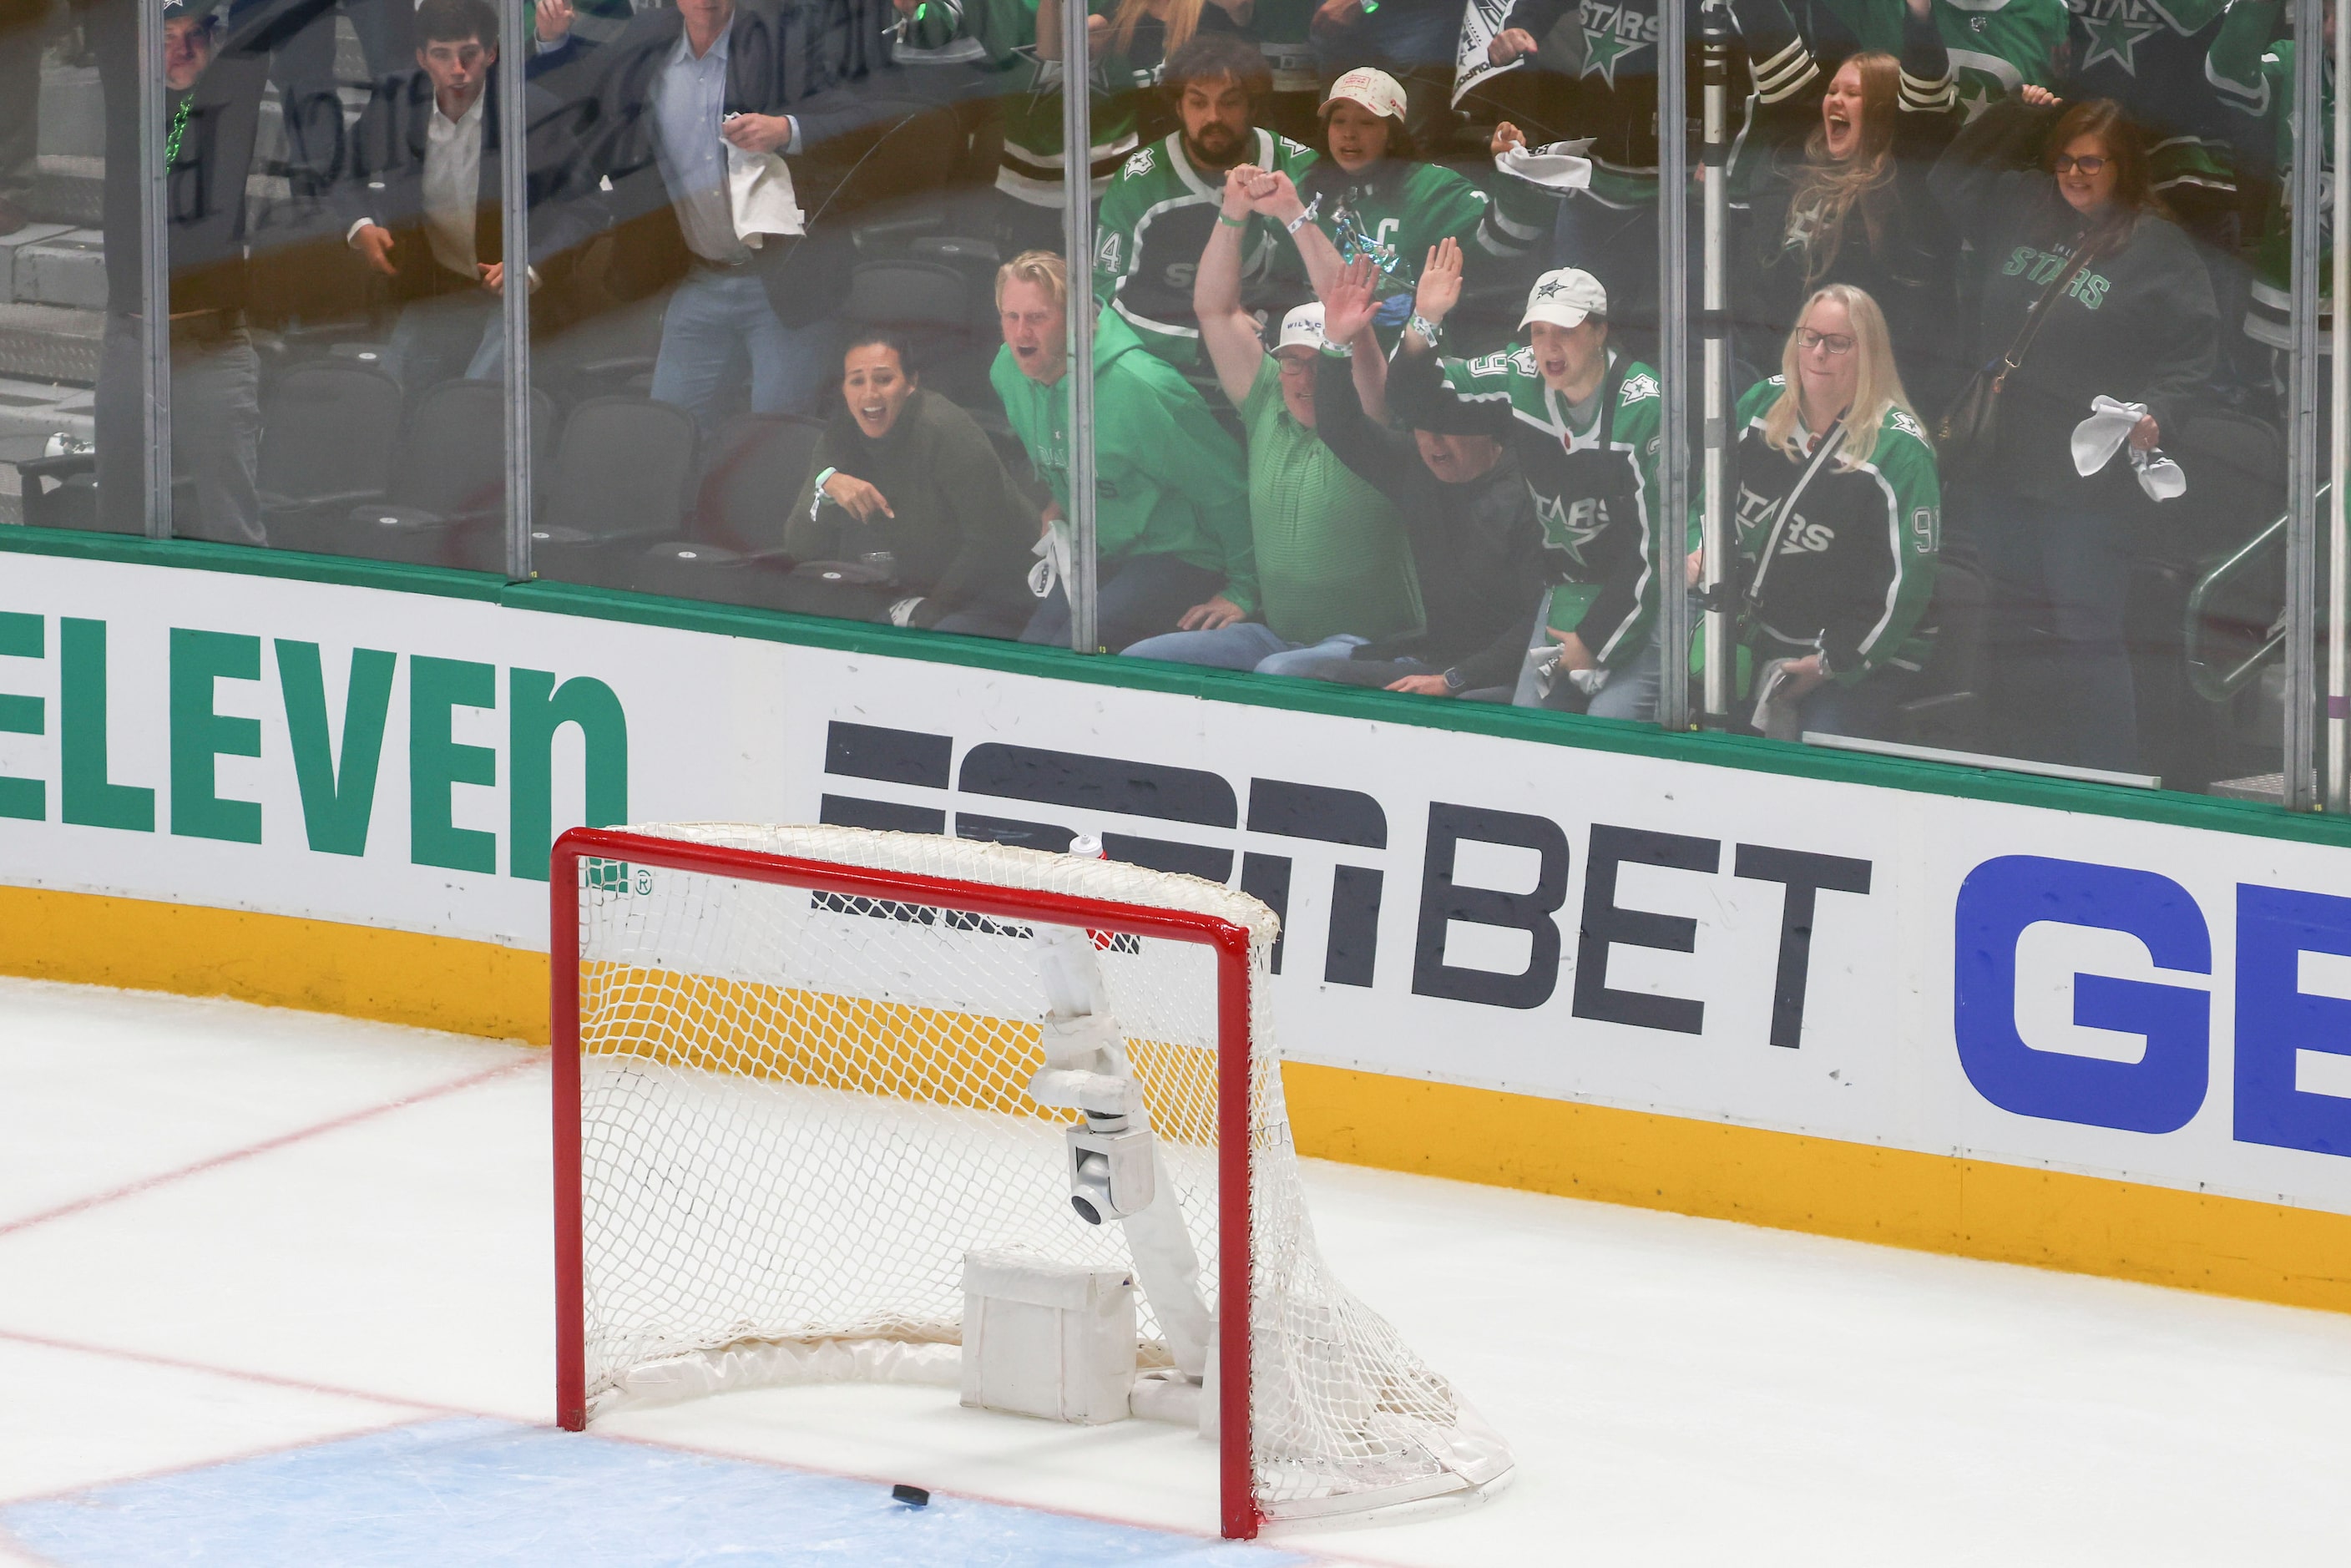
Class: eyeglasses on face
2053,154,2109,175
1796,329,1856,356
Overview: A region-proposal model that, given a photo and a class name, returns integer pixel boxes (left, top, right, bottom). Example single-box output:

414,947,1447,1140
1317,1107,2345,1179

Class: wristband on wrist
1216,210,1246,228
813,466,839,492
1408,313,1443,346
1284,208,1312,235
1317,340,1352,359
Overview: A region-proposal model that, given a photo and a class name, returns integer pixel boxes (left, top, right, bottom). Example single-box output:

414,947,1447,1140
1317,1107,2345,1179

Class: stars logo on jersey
1580,28,1646,85
1537,492,1608,549
2078,8,2164,73
1887,407,1927,443
1620,370,1661,402
1576,1,1656,87
1955,77,2001,123
1122,146,1156,179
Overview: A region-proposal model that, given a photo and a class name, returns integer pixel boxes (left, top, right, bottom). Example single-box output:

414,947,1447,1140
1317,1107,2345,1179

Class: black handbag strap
1991,241,2098,384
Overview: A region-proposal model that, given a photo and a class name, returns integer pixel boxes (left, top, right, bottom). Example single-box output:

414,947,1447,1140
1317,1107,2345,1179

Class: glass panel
3,0,119,531
520,0,1044,640
1641,0,2287,795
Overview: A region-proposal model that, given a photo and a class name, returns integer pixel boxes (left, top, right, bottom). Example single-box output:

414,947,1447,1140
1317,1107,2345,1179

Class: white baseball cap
1519,267,1608,331
1319,68,1409,124
1276,301,1332,353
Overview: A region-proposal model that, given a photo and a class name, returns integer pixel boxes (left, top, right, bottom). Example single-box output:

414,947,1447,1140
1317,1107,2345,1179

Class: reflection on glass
11,0,2324,797
2,0,111,531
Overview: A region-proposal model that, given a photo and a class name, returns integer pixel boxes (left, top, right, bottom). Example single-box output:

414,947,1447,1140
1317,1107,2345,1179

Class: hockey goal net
551,822,1510,1537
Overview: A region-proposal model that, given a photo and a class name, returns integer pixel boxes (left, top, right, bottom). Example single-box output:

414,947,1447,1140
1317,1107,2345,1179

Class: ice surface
4,974,2351,1565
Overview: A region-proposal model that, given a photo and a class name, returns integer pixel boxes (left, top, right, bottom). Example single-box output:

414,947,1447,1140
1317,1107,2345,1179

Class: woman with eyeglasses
1696,284,1940,741
1928,94,2217,774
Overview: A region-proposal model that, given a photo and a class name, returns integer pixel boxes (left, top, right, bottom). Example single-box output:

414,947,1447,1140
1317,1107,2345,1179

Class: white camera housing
1066,1120,1157,1225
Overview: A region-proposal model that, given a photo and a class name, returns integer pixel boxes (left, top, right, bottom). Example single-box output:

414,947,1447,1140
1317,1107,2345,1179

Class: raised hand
1488,25,1538,64
1321,257,1380,345
1221,164,1261,220
1413,235,1464,327
535,0,573,43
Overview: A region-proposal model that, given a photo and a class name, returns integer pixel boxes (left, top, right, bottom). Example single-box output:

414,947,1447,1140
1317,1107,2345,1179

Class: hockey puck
890,1484,930,1508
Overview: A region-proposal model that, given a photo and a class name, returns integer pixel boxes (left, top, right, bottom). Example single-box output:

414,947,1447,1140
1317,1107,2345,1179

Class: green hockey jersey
1094,127,1319,364
1386,345,1666,665
958,0,1149,207
1939,0,2068,118
1728,377,1940,682
2207,0,2334,348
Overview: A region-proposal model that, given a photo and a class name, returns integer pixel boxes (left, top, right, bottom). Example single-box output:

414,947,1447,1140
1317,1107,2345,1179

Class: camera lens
1070,1193,1102,1225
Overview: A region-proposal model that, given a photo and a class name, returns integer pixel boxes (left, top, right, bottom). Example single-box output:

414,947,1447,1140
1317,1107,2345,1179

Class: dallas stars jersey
1385,344,1666,666
1939,0,2067,119
2060,0,2235,196
1497,0,1818,205
1094,127,1318,364
1729,377,1939,683
959,0,1151,207
1298,156,1530,295
2207,0,2334,347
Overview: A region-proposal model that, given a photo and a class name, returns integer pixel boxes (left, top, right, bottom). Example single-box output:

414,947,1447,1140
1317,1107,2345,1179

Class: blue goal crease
2,1416,1309,1566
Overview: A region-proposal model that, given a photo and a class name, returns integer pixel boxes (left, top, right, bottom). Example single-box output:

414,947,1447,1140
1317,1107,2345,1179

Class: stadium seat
308,380,554,573
529,397,701,584
616,413,821,604
255,362,403,534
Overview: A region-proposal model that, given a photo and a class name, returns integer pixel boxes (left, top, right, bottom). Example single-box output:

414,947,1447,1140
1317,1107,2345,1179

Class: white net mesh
570,823,1511,1525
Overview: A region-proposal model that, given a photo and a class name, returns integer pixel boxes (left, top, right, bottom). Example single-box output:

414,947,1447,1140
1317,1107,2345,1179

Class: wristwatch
1441,666,1467,695
1408,314,1443,347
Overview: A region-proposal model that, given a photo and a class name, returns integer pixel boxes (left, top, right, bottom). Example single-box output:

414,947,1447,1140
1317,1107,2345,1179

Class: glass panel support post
500,0,534,581
1059,2,1099,654
2330,0,2350,812
2287,0,2325,809
137,0,171,539
1697,0,1733,723
1656,0,1692,731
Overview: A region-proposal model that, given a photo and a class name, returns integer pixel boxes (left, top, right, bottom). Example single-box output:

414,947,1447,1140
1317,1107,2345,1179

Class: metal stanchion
1059,5,1099,653
1656,0,1692,731
139,0,171,538
500,0,533,581
2286,0,2324,808
1698,0,1733,723
2328,0,2348,812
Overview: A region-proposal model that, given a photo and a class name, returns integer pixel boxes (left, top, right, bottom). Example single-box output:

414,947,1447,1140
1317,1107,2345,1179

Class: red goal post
549,823,1510,1540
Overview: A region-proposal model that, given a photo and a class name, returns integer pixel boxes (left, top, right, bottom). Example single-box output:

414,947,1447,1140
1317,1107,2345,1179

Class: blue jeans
1970,484,2139,773
1123,620,1297,668
382,288,503,396
1512,626,1663,722
651,267,842,428
1023,554,1226,651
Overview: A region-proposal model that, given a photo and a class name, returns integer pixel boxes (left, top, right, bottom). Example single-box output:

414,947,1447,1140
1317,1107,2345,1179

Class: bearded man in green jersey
1095,32,1318,364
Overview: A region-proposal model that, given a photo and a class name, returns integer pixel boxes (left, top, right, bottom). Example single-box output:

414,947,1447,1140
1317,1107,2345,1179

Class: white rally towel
2070,395,2186,501
726,129,804,245
1496,137,1595,192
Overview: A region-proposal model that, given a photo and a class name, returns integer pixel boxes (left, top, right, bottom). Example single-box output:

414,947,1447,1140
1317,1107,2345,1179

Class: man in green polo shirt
1122,164,1422,667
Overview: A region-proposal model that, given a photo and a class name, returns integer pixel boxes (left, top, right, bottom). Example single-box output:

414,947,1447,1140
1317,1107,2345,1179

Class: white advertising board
3,553,2350,1218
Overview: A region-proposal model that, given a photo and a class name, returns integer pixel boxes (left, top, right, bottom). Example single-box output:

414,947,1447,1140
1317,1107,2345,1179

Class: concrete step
32,155,103,230
34,65,106,162
2,228,107,311
0,303,104,387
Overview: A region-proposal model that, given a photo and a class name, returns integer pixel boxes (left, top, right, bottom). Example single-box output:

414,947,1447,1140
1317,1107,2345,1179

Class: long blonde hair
1784,51,1899,289
1109,0,1205,62
1761,284,1915,472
